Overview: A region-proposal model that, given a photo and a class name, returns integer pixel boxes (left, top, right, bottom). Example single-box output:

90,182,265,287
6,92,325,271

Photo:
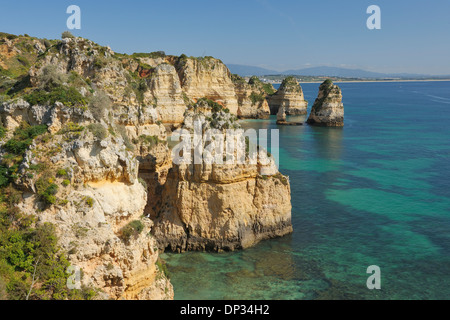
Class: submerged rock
307,79,344,127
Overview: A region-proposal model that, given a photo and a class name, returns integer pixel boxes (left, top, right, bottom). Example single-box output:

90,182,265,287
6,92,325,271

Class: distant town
253,75,450,84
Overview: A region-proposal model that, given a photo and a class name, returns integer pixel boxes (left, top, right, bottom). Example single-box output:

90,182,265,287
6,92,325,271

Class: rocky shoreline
0,33,299,300
0,32,344,300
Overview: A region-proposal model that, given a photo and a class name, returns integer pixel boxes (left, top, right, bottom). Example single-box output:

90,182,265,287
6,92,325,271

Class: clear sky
1,0,449,74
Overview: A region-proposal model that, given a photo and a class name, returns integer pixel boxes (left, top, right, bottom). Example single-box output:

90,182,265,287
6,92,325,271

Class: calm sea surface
161,81,450,300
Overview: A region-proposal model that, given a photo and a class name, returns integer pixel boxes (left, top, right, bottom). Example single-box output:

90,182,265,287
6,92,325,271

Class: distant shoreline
282,79,450,84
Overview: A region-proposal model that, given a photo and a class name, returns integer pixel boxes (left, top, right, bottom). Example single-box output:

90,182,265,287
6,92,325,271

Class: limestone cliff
307,79,344,126
149,63,186,125
0,99,173,300
0,33,294,299
175,56,239,114
150,99,292,252
268,76,308,115
233,75,271,119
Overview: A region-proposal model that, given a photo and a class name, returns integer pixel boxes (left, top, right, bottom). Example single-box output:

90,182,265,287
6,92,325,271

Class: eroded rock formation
0,33,294,299
268,76,308,115
1,101,173,300
307,79,344,126
233,76,271,119
150,99,292,252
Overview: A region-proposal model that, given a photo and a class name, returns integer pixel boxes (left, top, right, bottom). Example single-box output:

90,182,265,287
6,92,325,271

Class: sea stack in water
276,106,287,124
307,79,344,126
268,76,308,115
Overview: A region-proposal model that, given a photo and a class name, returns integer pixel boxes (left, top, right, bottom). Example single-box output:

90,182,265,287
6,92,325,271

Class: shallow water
161,81,450,300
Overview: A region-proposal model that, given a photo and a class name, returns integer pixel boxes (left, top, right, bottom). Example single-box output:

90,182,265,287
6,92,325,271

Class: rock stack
307,79,344,126
268,76,308,115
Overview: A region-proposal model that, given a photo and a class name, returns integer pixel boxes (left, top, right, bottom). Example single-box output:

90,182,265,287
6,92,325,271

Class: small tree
38,65,67,90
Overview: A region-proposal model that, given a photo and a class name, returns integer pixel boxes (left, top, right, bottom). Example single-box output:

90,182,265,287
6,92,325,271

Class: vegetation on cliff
0,121,96,300
0,32,291,299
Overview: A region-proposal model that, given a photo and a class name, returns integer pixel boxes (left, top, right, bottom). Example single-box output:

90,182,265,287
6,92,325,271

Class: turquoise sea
161,81,450,300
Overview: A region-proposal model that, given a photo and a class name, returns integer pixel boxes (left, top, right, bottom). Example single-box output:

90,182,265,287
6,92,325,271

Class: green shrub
116,125,134,151
0,125,6,139
273,172,288,186
87,123,108,140
3,124,48,155
248,76,261,85
139,135,161,147
88,92,112,121
0,32,18,40
0,179,97,299
231,74,246,85
24,86,87,108
132,51,165,59
0,165,9,188
120,220,144,242
58,122,84,134
62,180,70,187
249,92,264,105
35,176,58,206
38,65,67,90
196,97,229,113
56,169,67,177
93,55,109,69
156,258,170,279
61,31,74,39
85,197,94,208
262,83,276,95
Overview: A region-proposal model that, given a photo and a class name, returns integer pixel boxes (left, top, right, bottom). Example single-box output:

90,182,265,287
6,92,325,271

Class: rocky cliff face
0,33,293,299
175,56,240,114
268,76,308,115
307,79,344,126
0,99,173,300
152,162,292,252
1,36,271,128
233,76,271,119
150,99,292,252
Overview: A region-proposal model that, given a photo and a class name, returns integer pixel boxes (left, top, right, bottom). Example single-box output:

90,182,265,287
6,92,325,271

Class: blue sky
1,0,449,74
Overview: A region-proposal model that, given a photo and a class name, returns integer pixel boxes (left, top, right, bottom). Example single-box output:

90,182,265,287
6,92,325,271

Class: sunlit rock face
307,80,344,127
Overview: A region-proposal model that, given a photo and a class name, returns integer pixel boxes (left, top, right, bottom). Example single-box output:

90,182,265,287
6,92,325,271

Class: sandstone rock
268,76,308,115
0,99,92,133
176,57,239,114
307,79,344,127
277,106,287,122
233,76,271,119
1,34,294,299
152,163,292,252
150,64,187,124
150,100,293,252
11,118,174,300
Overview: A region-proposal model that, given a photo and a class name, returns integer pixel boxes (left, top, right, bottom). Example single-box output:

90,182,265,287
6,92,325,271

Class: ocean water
161,81,450,300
